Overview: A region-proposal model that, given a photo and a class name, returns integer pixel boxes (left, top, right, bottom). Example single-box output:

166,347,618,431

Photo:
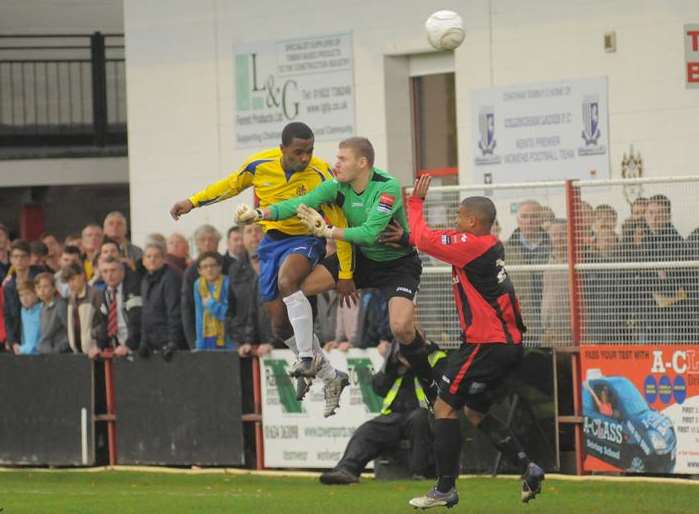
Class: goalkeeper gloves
234,204,263,225
297,204,334,239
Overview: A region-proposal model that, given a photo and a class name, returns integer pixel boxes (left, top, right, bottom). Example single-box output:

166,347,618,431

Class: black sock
301,356,312,363
478,413,531,475
434,418,462,492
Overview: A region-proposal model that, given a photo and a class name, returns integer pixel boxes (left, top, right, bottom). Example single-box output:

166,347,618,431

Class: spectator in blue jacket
14,278,42,355
194,251,234,350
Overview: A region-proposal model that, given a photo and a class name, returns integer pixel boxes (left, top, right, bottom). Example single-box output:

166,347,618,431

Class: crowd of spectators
1,193,697,358
0,212,392,359
504,195,699,346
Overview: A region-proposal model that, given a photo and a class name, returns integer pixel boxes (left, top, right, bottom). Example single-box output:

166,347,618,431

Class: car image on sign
582,371,676,473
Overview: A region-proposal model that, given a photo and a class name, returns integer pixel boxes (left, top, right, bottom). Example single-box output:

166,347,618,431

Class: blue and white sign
471,77,610,184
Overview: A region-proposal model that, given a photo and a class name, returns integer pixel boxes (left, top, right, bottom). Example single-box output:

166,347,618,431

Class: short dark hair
281,122,314,146
461,196,497,228
196,251,224,269
227,226,241,238
10,239,31,256
101,236,119,249
632,197,648,206
30,241,49,257
594,204,617,217
339,137,375,167
63,245,82,257
649,194,671,213
61,262,85,280
17,278,36,294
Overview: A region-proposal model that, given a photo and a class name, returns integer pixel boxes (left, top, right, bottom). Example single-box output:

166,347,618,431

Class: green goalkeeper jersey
269,167,411,262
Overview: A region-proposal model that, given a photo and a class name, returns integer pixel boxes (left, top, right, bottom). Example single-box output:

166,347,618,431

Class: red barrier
565,180,585,475
251,356,265,470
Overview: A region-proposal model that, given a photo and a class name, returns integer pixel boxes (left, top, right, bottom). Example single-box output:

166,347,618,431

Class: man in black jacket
141,238,185,358
504,200,551,345
641,195,692,342
319,341,446,485
93,256,142,356
228,223,275,356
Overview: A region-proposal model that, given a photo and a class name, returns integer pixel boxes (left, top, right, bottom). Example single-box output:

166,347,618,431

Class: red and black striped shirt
408,197,526,345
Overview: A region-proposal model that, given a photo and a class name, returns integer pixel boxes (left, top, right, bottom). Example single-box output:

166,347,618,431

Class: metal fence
0,33,126,147
415,177,699,350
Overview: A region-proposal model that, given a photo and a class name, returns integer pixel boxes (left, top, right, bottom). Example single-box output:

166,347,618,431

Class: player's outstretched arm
170,163,256,221
264,179,338,222
328,181,403,245
170,199,194,220
408,175,479,268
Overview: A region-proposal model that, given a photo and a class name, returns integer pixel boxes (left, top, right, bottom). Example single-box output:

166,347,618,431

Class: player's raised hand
297,204,334,238
170,199,194,220
411,174,432,199
234,204,263,225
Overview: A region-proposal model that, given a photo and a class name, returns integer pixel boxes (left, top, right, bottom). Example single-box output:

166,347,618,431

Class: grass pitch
0,469,696,514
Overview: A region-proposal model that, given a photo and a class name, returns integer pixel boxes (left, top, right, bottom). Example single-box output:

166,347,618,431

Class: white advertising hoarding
234,33,355,148
471,77,610,184
260,348,384,468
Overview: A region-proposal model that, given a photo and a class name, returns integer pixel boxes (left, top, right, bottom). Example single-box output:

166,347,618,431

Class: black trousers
336,409,434,477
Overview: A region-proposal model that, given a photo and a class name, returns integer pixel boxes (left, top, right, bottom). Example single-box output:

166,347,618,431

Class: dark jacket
315,290,338,344
38,297,70,354
94,270,143,351
141,264,185,351
3,265,47,345
181,262,199,349
504,228,551,342
639,224,692,342
222,252,243,276
227,257,276,347
584,251,625,343
372,343,447,414
351,289,391,349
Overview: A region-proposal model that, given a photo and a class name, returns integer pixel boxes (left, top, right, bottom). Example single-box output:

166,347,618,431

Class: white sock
282,290,314,359
283,335,299,356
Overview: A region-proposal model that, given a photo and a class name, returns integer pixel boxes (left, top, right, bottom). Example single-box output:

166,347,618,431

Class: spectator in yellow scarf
193,251,234,350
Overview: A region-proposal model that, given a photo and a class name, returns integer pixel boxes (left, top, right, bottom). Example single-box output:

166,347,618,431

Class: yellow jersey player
169,122,352,417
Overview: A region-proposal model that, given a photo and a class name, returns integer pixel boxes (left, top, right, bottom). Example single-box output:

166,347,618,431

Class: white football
425,10,465,50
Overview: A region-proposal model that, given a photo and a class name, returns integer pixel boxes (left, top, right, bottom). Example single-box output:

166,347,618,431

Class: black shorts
320,250,422,301
438,343,524,413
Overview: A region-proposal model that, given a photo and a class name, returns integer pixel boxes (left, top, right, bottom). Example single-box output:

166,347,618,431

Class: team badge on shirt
441,235,452,245
377,193,395,214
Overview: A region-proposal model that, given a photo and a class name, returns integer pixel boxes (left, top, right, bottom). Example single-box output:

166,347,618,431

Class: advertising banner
580,345,699,474
234,33,354,148
260,348,383,468
471,77,610,184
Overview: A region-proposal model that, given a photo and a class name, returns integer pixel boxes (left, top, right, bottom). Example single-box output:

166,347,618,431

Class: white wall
0,157,128,187
124,0,699,246
0,0,123,33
